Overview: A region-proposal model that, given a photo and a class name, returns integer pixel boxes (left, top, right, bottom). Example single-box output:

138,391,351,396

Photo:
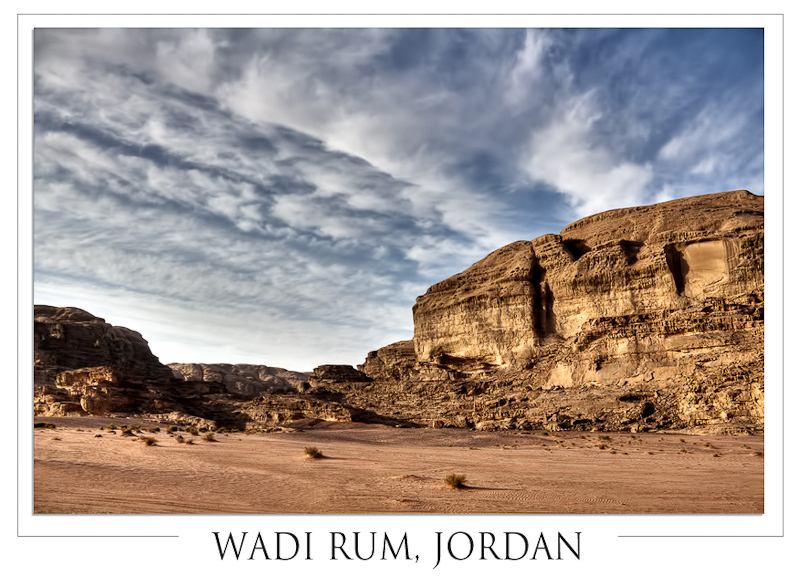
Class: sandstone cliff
34,305,178,416
358,190,764,433
169,363,308,395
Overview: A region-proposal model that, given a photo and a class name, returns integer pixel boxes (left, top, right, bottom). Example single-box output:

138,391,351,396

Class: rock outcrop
308,364,372,387
169,363,308,396
358,190,764,433
34,306,177,416
32,190,765,435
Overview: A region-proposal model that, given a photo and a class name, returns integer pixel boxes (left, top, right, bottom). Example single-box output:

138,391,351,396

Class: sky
32,28,764,371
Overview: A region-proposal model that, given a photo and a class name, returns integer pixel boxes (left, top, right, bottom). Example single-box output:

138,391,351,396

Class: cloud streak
33,28,764,370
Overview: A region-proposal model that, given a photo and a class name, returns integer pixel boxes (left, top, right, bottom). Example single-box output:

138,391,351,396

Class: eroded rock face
308,364,372,387
34,306,177,416
412,190,763,368
34,306,174,383
359,190,764,433
169,363,308,396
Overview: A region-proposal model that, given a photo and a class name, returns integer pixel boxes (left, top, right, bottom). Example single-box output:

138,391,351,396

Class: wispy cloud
33,28,764,370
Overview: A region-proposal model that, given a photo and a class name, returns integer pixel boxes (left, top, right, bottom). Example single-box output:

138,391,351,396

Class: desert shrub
202,432,217,442
598,444,608,450
188,427,199,436
199,427,208,432
140,436,157,446
445,473,467,489
185,438,194,445
94,434,102,438
145,427,160,433
107,424,116,430
304,446,323,458
34,422,56,429
599,435,611,441
169,425,179,432
120,428,134,437
175,435,185,443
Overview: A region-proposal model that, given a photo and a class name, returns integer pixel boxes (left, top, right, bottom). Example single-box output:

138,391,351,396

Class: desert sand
33,418,763,514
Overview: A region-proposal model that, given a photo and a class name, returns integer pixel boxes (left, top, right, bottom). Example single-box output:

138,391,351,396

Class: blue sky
32,28,764,371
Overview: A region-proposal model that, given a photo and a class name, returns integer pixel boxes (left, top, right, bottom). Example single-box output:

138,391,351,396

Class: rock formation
358,190,764,433
32,190,765,434
169,363,308,395
308,364,372,387
34,305,177,416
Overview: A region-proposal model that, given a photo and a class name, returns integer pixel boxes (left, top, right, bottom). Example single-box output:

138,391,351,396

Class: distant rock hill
33,306,310,427
33,190,764,434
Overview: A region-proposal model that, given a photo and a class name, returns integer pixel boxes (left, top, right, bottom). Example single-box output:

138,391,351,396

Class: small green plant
304,446,323,458
445,473,467,490
169,425,179,432
140,436,157,446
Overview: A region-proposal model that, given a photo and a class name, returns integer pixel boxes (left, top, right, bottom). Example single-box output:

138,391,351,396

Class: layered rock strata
34,306,177,417
32,190,765,434
169,363,308,396
359,190,764,433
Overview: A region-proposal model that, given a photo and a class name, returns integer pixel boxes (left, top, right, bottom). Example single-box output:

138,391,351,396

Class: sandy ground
32,417,763,514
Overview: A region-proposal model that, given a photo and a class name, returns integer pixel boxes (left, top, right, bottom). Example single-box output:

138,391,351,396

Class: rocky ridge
33,190,764,434
356,190,764,433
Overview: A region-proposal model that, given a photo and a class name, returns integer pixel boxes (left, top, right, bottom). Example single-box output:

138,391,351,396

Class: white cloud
523,91,654,216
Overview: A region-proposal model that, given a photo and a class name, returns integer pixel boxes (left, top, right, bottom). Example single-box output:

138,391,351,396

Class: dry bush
202,432,217,442
445,473,467,490
140,436,157,446
175,435,185,444
304,446,323,458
